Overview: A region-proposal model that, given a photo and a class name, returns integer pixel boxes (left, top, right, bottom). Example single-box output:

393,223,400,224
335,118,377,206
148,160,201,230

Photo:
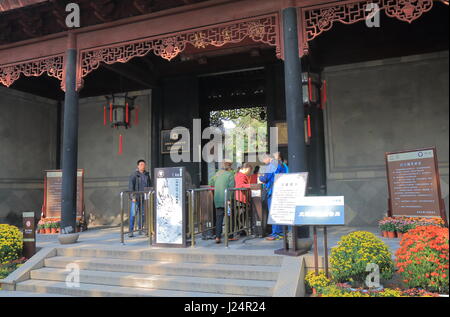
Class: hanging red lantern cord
103,105,107,126
118,134,123,155
125,103,129,124
109,103,113,122
307,114,312,139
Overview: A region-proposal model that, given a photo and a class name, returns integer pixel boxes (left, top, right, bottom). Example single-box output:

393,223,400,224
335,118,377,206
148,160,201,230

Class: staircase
13,247,284,297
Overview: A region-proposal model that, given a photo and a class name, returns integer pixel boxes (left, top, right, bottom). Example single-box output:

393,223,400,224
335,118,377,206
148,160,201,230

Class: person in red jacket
235,163,253,203
231,163,253,240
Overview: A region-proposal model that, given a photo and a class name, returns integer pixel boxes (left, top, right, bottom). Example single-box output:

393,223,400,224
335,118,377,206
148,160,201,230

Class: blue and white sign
294,196,345,226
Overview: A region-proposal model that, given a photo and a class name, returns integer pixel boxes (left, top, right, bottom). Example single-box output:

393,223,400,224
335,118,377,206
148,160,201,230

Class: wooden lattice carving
0,55,64,88
300,0,435,55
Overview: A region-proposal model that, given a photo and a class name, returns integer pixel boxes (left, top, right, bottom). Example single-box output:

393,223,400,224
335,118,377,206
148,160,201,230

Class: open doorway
199,68,268,183
208,106,268,179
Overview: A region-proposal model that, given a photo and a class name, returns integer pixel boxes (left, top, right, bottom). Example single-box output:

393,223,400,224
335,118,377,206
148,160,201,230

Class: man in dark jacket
128,159,152,237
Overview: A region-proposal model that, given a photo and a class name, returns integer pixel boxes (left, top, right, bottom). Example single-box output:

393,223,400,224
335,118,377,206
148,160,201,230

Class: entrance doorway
199,68,268,184
208,106,268,179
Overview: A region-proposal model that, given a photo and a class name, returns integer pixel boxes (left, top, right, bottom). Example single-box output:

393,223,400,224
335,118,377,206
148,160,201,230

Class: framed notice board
42,169,85,219
268,173,309,226
385,147,447,223
154,167,187,247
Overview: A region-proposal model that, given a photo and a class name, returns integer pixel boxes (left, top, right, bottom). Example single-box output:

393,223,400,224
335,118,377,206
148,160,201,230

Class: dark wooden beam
102,62,158,89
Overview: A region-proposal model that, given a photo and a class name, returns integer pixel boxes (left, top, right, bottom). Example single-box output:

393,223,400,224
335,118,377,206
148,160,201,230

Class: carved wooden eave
299,0,437,56
0,0,444,91
0,0,48,12
0,54,64,88
77,14,281,91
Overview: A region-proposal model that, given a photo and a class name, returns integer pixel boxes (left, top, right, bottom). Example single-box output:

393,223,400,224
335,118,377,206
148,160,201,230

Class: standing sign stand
267,173,309,256
22,212,36,259
154,167,187,247
41,169,86,231
296,196,345,276
312,226,329,276
385,147,447,226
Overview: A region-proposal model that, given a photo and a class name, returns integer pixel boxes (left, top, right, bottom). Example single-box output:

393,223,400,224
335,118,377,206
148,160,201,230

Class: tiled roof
0,0,48,12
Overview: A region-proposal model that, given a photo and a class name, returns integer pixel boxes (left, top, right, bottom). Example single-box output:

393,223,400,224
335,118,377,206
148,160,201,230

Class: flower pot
387,231,396,239
397,232,403,239
51,228,57,234
382,231,388,238
45,228,51,234
312,288,317,295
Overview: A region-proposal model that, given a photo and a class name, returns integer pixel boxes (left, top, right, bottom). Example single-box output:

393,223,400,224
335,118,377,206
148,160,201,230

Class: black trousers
215,207,225,238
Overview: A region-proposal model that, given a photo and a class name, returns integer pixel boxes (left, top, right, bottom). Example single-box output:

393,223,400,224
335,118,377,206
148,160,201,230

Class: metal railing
120,190,155,245
224,187,253,248
187,187,215,247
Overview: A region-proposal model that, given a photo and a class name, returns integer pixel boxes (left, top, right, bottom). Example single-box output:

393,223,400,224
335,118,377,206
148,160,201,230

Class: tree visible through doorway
210,107,267,164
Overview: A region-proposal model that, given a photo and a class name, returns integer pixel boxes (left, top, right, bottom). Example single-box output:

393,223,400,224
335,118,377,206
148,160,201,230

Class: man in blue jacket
128,159,152,237
259,154,288,241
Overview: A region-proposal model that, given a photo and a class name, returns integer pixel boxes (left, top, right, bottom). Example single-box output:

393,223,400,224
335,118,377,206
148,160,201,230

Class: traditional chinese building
0,0,448,229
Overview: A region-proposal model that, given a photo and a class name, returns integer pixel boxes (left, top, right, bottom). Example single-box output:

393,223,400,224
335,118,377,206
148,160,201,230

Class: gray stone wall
0,86,58,226
77,90,152,226
322,51,449,226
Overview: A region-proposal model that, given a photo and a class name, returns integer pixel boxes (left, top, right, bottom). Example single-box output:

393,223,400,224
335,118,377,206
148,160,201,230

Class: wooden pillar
282,6,310,239
60,32,79,235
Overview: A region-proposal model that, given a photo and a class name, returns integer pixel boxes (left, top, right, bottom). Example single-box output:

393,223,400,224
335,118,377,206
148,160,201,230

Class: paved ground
0,226,401,297
34,225,401,256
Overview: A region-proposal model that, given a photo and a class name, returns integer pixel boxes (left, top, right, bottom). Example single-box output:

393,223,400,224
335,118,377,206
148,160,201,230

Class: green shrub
330,231,394,284
0,224,23,264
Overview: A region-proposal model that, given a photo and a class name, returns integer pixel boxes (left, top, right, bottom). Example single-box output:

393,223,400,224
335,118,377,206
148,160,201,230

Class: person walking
259,154,288,241
208,160,235,244
128,159,152,238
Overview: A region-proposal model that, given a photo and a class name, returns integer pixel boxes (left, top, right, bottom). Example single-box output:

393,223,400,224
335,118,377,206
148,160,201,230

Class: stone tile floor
34,226,401,256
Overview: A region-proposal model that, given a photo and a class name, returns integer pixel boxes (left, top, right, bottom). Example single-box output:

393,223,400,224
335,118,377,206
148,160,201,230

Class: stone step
44,256,280,281
0,289,72,297
16,280,244,297
56,247,284,267
30,268,275,296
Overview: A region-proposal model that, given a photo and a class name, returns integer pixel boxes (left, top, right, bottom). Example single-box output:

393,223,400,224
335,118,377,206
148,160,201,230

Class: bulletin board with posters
385,147,447,224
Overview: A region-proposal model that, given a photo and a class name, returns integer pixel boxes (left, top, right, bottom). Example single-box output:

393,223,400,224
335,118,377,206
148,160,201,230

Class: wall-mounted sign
42,170,84,219
274,122,288,147
385,147,446,220
161,129,190,155
268,173,309,226
154,167,187,247
295,196,345,226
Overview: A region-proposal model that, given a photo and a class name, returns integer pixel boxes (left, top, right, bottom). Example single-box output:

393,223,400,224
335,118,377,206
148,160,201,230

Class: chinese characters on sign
154,167,186,247
44,170,84,219
295,196,345,226
386,148,443,218
268,173,308,226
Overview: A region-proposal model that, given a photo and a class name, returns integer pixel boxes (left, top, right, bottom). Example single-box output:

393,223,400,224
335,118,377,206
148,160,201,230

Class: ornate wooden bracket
299,0,435,56
77,14,281,91
0,54,64,89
